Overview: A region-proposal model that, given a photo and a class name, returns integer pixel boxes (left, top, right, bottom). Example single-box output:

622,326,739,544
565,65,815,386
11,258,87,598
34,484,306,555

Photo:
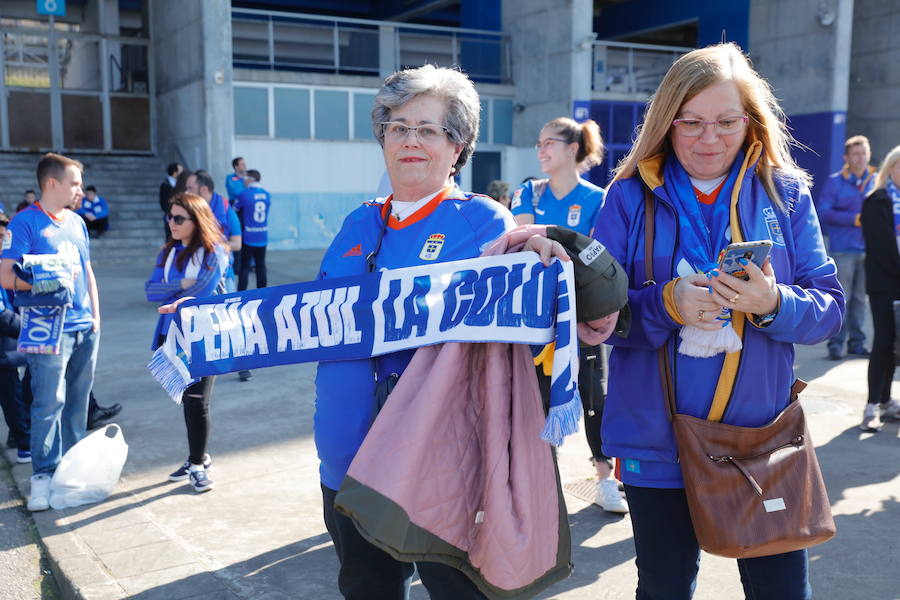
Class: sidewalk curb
3,449,123,600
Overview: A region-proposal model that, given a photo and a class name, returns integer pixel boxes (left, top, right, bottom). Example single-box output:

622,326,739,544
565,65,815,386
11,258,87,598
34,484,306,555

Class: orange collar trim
384,186,454,230
693,178,727,205
35,202,63,223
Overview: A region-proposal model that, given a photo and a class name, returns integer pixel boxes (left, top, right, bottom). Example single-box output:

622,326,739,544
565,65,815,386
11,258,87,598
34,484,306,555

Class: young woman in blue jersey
314,65,566,600
511,117,605,235
511,117,627,514
145,193,228,493
592,44,842,599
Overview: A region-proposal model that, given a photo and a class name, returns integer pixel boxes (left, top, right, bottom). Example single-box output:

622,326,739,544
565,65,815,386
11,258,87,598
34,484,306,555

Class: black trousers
181,376,215,464
321,485,487,600
238,245,267,291
0,367,28,450
867,293,897,405
86,217,108,237
537,344,609,461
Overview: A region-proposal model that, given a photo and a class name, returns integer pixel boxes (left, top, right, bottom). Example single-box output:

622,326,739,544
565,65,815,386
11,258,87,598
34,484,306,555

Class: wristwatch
752,310,778,327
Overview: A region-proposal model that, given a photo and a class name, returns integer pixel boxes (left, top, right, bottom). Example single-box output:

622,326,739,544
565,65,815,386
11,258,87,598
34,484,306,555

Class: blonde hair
873,144,900,191
543,117,605,173
612,43,809,210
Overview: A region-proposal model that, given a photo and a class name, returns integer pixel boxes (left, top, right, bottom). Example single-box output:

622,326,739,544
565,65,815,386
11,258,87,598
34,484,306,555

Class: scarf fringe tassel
148,348,194,404
678,324,742,358
540,393,583,447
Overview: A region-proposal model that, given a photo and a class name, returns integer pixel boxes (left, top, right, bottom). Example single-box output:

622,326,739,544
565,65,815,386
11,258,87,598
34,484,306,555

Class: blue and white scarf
150,253,582,446
887,179,900,255
664,153,744,357
13,255,73,354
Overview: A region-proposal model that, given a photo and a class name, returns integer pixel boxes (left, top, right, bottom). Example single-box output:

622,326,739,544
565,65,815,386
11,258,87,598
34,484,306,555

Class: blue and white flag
149,253,581,445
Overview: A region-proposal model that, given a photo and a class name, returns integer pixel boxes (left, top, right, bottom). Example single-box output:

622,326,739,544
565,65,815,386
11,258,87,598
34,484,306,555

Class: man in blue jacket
76,185,110,238
817,135,875,360
225,157,247,206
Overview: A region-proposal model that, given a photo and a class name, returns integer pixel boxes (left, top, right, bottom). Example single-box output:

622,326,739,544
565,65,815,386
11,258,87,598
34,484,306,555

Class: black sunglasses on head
166,214,192,225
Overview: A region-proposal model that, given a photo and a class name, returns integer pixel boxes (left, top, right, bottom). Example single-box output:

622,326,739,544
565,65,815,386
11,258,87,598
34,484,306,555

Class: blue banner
150,253,582,445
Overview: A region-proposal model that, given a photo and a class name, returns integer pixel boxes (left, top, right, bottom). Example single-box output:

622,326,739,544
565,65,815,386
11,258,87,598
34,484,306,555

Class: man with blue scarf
0,153,101,512
817,135,876,360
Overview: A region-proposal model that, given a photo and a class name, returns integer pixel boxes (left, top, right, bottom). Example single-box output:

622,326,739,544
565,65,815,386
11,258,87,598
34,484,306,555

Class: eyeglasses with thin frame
166,213,192,225
671,115,749,137
534,137,570,151
379,121,450,144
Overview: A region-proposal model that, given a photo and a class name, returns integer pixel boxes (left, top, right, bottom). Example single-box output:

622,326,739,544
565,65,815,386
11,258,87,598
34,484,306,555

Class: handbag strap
643,187,678,421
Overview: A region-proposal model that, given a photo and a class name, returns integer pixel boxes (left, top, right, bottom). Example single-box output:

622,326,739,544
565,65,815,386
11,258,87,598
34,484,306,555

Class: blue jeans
829,251,867,352
624,485,812,600
26,327,99,475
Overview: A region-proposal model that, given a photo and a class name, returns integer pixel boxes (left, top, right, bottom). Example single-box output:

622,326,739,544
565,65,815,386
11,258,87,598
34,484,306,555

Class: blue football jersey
225,172,246,203
510,178,605,236
235,185,271,247
2,205,94,332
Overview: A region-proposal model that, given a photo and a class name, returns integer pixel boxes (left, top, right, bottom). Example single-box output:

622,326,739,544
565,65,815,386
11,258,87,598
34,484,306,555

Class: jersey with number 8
235,186,271,247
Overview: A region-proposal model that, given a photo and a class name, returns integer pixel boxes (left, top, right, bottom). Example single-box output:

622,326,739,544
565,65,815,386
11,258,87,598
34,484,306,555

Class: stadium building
0,0,897,251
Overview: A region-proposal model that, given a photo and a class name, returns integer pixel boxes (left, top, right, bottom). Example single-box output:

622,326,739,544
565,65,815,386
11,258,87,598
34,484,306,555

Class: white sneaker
27,474,51,512
880,398,900,422
860,404,883,432
595,477,629,514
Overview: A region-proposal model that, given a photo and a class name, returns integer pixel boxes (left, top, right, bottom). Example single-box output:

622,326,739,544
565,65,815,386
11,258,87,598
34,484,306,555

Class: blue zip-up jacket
816,166,875,252
593,144,844,487
313,187,514,491
144,243,228,350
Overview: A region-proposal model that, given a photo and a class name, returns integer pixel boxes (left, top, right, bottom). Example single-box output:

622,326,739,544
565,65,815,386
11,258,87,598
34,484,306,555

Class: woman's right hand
180,278,196,290
158,297,194,314
674,274,724,331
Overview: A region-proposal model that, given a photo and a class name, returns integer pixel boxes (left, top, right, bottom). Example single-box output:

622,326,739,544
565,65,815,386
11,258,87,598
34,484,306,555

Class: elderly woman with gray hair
313,65,568,599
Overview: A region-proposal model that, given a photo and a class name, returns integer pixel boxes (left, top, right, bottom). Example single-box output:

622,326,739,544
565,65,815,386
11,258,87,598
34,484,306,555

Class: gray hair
372,65,480,173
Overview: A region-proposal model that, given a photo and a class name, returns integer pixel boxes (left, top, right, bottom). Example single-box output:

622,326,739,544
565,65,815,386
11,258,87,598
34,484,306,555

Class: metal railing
592,40,691,95
232,8,511,84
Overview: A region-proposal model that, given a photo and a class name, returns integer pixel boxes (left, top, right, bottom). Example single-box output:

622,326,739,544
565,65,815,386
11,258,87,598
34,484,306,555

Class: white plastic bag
49,423,128,509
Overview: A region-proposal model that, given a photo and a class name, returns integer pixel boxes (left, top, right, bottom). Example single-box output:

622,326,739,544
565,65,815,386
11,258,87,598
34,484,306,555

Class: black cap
545,226,631,336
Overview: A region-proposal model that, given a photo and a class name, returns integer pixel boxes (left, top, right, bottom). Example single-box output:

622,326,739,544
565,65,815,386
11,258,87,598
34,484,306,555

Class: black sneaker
189,469,215,493
827,348,843,361
238,370,253,382
847,346,870,357
168,454,212,481
5,433,16,449
88,403,122,429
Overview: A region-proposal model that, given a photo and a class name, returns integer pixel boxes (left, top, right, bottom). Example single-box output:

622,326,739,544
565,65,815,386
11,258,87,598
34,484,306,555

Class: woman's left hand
523,234,570,266
708,258,779,315
158,296,194,314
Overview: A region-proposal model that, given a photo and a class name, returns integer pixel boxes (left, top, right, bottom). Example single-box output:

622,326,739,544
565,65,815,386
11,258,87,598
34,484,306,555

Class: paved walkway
1,249,897,600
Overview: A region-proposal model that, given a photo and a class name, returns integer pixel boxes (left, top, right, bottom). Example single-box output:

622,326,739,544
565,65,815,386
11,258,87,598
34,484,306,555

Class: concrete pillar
748,0,854,188
847,1,900,161
502,0,593,146
151,0,234,185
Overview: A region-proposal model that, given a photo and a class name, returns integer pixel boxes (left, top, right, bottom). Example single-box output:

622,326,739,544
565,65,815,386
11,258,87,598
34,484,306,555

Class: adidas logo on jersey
343,244,363,257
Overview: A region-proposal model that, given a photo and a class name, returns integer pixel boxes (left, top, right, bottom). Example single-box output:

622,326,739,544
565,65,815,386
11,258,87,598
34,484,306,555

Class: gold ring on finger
730,294,740,304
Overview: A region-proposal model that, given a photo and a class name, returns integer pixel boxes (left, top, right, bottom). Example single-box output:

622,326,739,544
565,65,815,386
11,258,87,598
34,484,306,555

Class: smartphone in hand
716,240,773,281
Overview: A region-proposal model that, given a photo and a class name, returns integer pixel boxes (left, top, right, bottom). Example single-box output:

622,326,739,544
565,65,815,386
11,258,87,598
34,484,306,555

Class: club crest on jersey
510,188,522,209
763,207,785,246
567,204,581,227
419,233,445,261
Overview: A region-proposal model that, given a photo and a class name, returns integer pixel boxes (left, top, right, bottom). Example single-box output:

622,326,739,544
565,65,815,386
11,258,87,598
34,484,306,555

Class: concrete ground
0,248,897,600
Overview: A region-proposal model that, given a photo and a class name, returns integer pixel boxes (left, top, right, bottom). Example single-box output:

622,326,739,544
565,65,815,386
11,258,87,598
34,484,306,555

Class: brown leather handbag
643,189,836,559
